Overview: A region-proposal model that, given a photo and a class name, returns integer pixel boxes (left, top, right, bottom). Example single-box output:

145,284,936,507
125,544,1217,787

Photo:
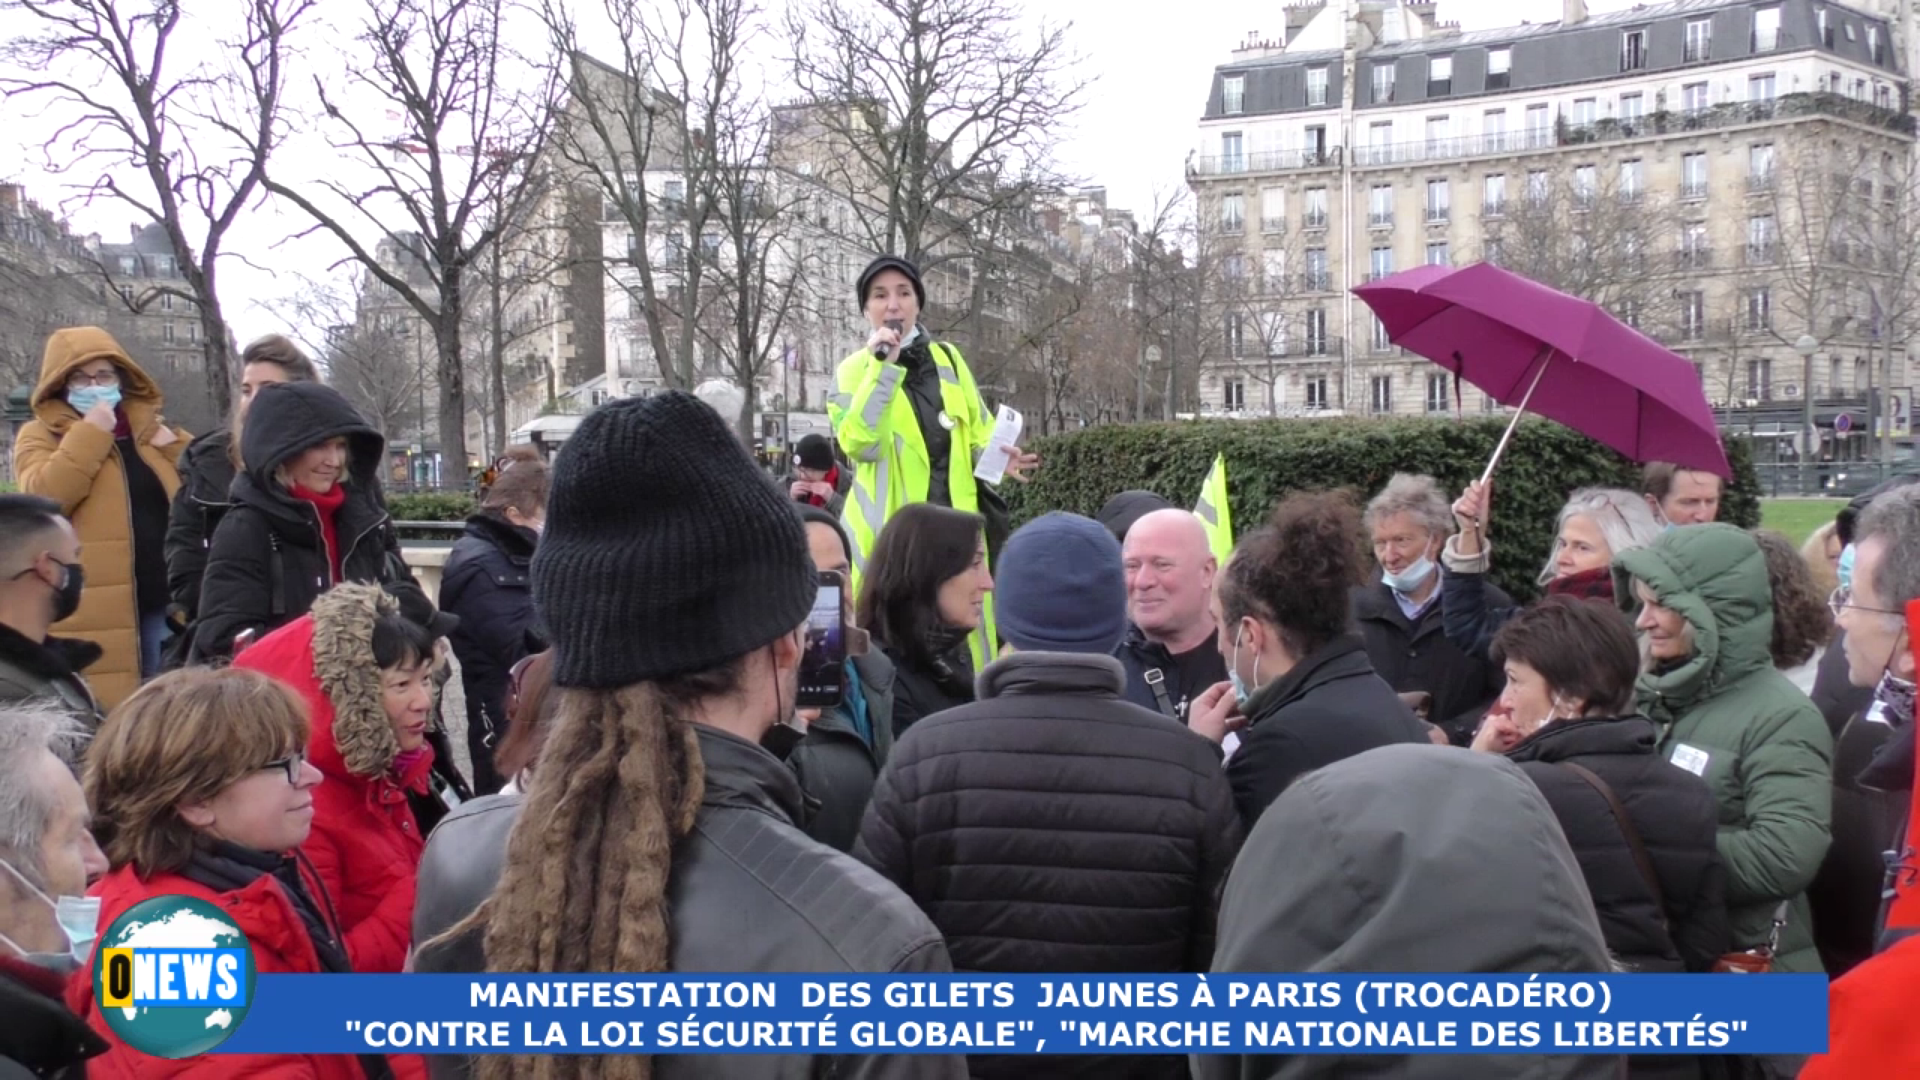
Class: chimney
1563,0,1587,25
0,183,20,217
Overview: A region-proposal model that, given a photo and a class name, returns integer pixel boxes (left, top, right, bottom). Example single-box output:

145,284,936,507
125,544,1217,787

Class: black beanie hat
794,433,835,472
856,255,926,312
532,392,817,688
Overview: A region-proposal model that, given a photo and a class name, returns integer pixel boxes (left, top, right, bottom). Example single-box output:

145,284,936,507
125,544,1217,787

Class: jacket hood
977,651,1127,700
30,326,162,414
240,382,385,486
1613,524,1774,709
1507,716,1661,764
234,583,425,783
1214,743,1611,975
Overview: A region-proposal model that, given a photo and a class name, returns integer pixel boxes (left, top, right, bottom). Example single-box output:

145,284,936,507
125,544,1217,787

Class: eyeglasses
259,751,307,785
505,653,540,720
65,370,121,389
1829,585,1904,620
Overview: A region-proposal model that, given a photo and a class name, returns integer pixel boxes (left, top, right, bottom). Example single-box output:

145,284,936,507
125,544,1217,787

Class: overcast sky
2,0,1639,347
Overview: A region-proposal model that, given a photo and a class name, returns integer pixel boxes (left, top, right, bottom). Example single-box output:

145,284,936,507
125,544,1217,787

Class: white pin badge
937,411,956,430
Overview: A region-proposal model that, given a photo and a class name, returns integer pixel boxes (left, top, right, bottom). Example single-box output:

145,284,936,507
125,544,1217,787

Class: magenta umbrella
1354,262,1730,481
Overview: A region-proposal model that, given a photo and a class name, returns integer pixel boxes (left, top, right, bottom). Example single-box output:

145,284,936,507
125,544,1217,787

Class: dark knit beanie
794,433,835,472
995,512,1129,655
856,255,926,312
532,391,816,688
1096,489,1176,544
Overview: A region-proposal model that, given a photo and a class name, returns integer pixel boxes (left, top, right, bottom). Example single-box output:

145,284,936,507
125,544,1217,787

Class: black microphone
873,319,905,360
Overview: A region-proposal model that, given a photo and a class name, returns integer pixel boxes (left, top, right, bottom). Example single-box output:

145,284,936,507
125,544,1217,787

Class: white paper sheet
972,404,1024,484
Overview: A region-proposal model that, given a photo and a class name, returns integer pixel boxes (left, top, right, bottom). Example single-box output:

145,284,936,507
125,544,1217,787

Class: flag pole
1478,346,1554,486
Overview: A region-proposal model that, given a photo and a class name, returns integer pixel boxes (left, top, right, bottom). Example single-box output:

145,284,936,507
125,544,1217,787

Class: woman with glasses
1441,483,1663,661
74,666,379,1079
1615,524,1834,981
233,582,466,977
12,328,189,705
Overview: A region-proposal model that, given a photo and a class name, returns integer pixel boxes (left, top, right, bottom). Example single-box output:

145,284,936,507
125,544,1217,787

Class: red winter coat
1802,933,1920,1077
235,585,432,978
65,863,366,1080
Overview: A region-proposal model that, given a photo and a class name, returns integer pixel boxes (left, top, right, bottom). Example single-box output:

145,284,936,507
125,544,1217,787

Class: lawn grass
1760,498,1845,548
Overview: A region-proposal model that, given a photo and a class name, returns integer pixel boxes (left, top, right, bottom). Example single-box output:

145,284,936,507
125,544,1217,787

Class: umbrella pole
1478,347,1554,486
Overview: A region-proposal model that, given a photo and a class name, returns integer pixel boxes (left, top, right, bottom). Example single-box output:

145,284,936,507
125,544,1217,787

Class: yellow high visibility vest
828,340,999,671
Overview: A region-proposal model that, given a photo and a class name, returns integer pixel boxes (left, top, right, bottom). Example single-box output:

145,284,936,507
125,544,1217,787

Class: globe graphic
94,894,257,1059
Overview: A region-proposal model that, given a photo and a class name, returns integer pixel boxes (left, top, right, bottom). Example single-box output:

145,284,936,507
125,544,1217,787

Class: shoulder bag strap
1559,761,1668,929
268,533,287,619
1143,667,1179,719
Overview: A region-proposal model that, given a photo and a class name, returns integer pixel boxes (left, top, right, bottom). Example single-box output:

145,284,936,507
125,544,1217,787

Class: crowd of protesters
4,295,1920,1080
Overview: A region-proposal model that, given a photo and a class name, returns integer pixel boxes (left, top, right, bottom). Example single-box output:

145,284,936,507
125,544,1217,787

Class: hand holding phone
796,571,847,708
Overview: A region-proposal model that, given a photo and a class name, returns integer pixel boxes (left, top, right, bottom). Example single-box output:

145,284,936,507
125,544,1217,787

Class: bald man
1115,509,1229,724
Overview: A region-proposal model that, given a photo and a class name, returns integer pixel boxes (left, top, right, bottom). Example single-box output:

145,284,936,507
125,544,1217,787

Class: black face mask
759,636,808,761
12,560,83,624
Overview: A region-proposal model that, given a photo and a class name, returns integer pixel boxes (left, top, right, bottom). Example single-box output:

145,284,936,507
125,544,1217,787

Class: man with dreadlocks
410,391,964,1080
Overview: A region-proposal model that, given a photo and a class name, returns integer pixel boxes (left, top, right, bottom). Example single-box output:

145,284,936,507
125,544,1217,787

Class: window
1370,375,1394,414
1224,313,1245,357
663,179,686,204
1483,109,1508,151
1526,169,1550,205
1484,238,1505,265
1428,55,1453,95
1620,159,1643,201
1220,193,1245,233
1425,115,1450,155
1261,187,1286,231
1680,291,1706,339
1372,314,1394,352
1746,287,1772,331
1372,63,1395,103
1426,178,1450,223
1525,104,1551,148
1483,174,1507,216
1368,120,1394,164
1223,75,1245,115
1830,357,1845,394
117,284,133,304
1854,77,1868,100
1817,8,1831,46
1573,165,1597,206
1621,29,1647,71
1370,184,1394,227
1754,7,1780,51
1306,66,1329,106
1220,132,1245,173
1749,73,1776,103
1877,84,1893,109
1748,358,1774,400
1427,241,1450,266
1305,188,1328,229
1426,373,1451,412
1750,143,1775,191
1370,245,1394,280
1262,250,1286,287
1571,98,1597,128
1680,221,1710,268
1223,378,1246,412
1618,299,1642,329
1304,124,1328,161
1682,153,1708,198
699,231,721,258
1262,312,1287,356
163,322,176,343
664,231,686,268
160,293,174,311
1869,26,1883,63
1747,215,1777,263
1620,92,1644,125
1305,376,1329,409
1305,248,1329,290
1305,308,1329,354
1685,19,1711,62
1487,48,1511,89
187,322,199,344
1224,253,1246,280
1682,82,1710,114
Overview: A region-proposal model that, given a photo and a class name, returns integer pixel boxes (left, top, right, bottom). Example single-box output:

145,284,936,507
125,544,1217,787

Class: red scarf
289,482,348,583
802,466,840,508
1546,567,1615,602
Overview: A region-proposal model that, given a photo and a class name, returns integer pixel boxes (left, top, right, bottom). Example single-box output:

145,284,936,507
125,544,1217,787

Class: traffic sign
1834,413,1853,434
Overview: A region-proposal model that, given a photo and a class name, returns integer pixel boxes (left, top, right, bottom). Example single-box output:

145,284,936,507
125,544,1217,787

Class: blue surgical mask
1382,556,1436,595
66,384,122,413
1228,624,1260,706
1838,543,1857,593
0,858,99,974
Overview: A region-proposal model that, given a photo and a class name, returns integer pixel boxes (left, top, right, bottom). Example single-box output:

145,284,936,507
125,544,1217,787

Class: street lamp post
1795,334,1818,495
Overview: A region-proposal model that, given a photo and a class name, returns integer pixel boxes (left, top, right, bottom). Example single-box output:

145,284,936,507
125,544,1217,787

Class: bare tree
274,272,424,439
1478,165,1677,331
1834,142,1920,457
785,0,1084,277
263,0,557,469
466,170,578,456
1125,187,1198,420
3,0,315,416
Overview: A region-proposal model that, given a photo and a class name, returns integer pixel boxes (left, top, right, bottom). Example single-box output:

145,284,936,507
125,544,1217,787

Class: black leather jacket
412,724,966,1080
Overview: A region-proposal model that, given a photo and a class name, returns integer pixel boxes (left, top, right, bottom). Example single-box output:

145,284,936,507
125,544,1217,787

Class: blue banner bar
212,974,1830,1056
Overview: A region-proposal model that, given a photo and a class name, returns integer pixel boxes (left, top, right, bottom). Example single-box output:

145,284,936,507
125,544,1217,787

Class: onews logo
92,895,258,1059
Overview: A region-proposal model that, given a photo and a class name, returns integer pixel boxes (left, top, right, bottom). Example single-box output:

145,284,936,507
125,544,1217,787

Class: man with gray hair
0,702,108,1075
1353,474,1510,745
0,494,102,726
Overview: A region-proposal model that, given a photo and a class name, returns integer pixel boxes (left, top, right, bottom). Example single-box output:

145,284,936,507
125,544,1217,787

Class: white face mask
0,857,99,975
1381,556,1436,595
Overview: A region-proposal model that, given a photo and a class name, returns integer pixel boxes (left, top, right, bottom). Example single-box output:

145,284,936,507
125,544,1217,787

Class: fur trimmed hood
234,582,430,784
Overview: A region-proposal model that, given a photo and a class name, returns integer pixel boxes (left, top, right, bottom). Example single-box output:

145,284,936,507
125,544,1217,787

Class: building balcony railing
1345,93,1914,174
1302,209,1329,230
1368,211,1394,228
1747,172,1775,193
1261,217,1287,233
1362,271,1395,283
1189,147,1342,177
1673,248,1713,270
1745,243,1778,265
1425,207,1450,224
1301,272,1332,292
1256,334,1342,360
1219,218,1245,235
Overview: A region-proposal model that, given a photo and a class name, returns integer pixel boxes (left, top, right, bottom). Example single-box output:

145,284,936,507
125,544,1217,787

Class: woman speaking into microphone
829,255,1037,673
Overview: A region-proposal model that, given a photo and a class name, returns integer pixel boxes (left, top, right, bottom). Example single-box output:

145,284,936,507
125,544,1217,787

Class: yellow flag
1194,453,1234,563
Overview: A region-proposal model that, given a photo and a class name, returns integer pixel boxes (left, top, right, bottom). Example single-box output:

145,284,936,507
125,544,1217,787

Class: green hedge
387,492,477,523
1004,416,1760,602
